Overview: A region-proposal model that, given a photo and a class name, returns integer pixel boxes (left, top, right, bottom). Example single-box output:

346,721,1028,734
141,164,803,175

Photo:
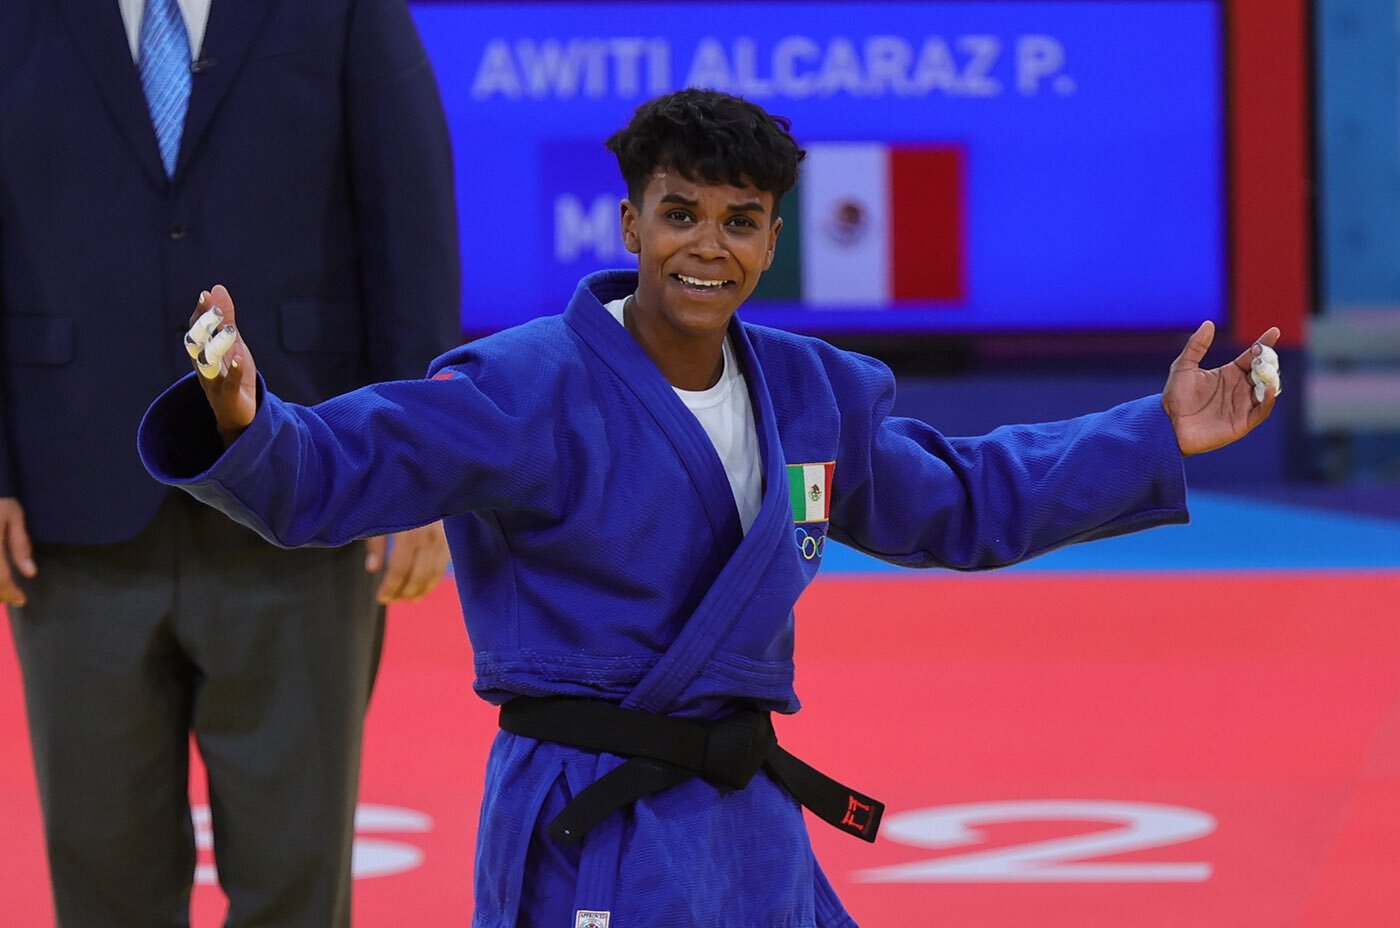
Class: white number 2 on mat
857,799,1215,883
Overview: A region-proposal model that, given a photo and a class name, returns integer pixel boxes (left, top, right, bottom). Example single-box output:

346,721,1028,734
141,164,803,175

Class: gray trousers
10,492,384,927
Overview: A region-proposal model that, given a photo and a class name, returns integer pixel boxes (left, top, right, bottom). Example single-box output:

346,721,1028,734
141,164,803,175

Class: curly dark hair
605,89,806,210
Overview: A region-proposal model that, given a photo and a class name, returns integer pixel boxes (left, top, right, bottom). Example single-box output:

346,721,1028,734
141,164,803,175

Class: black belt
499,696,883,846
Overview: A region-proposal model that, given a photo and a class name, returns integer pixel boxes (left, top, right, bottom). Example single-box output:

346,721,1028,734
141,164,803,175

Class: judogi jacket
139,269,1188,927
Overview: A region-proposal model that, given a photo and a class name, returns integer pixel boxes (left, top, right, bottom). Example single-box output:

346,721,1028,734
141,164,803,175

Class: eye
666,209,694,223
727,215,757,229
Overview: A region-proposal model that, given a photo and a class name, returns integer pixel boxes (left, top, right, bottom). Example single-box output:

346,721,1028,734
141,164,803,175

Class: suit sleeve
0,23,13,498
825,351,1189,570
0,281,13,498
344,0,460,381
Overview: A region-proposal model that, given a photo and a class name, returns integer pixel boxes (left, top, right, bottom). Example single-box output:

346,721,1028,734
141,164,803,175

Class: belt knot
701,708,777,789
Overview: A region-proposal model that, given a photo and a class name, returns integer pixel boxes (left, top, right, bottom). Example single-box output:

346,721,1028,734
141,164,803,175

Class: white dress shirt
117,0,212,61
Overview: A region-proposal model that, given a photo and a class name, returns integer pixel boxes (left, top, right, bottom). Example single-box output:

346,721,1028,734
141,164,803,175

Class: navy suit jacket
0,0,460,544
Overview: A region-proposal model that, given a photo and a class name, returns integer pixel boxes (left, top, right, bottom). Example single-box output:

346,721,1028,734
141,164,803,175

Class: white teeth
676,274,726,288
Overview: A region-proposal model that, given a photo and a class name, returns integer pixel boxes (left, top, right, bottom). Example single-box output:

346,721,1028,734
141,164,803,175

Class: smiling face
619,169,782,380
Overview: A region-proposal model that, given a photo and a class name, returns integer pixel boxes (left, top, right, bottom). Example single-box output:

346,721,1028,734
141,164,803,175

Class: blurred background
424,0,1320,486
5,1,1400,925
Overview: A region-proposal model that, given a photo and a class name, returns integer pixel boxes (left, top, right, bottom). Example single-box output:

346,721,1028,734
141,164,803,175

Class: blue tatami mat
820,489,1400,574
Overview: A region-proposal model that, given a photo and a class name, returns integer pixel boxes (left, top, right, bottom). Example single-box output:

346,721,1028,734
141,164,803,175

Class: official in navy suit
0,0,460,924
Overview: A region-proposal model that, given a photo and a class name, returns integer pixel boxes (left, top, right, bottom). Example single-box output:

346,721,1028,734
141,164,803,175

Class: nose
688,221,727,260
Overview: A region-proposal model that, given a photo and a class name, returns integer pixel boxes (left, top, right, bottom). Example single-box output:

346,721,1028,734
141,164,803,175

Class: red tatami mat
4,570,1400,926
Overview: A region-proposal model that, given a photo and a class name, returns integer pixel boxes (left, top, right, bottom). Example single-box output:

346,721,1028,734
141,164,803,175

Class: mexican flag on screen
752,142,966,306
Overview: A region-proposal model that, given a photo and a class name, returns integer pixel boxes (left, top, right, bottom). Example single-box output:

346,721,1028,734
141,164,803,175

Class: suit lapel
178,0,277,176
53,0,167,189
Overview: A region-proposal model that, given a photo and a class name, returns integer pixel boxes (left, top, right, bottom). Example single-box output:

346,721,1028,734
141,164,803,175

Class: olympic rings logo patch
795,526,827,561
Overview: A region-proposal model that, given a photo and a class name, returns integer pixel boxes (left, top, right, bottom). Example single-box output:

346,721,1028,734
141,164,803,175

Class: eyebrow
658,192,765,214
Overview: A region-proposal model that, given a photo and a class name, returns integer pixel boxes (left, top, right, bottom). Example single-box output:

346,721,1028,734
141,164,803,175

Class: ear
619,199,641,255
762,216,783,272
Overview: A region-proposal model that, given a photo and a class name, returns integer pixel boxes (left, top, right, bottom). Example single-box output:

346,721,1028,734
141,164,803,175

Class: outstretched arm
184,286,451,597
1162,321,1281,456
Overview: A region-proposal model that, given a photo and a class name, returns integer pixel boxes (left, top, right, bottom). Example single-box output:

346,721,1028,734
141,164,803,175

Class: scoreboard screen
411,1,1226,336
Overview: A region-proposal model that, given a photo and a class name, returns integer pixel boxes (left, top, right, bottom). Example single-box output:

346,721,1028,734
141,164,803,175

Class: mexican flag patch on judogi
788,462,835,523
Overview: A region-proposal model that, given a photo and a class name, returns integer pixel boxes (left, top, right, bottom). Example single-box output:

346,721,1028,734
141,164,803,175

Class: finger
5,514,36,579
1252,374,1281,404
196,326,237,379
206,284,237,329
1233,327,1283,372
378,530,448,602
406,539,451,600
0,573,20,607
0,564,23,606
1246,344,1283,406
1171,320,1215,371
409,545,451,600
0,521,31,606
393,553,437,602
376,552,411,604
184,301,223,359
364,535,386,573
1247,383,1279,428
187,290,212,327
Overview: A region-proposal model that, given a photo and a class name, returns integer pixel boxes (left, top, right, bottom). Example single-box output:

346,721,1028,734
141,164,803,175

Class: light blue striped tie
138,0,192,177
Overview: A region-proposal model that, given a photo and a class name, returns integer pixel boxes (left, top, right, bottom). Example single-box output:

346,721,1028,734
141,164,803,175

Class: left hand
1163,321,1281,456
364,521,450,604
186,286,258,446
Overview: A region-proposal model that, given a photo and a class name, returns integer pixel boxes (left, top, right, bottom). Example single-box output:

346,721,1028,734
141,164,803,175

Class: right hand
0,497,35,607
186,285,258,445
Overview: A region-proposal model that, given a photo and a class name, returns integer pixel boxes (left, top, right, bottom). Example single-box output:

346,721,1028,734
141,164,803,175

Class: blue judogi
139,269,1188,927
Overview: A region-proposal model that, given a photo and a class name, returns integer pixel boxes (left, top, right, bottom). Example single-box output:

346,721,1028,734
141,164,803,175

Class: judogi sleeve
821,349,1189,570
137,363,560,549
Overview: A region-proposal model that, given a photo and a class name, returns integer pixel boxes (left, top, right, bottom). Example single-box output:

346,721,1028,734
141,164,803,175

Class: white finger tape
196,326,236,380
184,307,223,359
1250,354,1282,403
